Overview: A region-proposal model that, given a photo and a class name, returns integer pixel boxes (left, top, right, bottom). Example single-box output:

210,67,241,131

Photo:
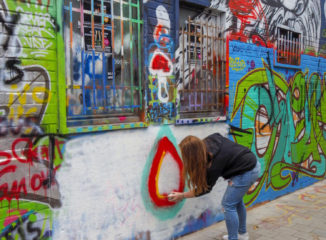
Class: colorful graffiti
210,0,321,51
229,57,246,71
0,0,56,130
0,136,65,205
54,124,227,239
0,0,63,239
0,202,53,240
230,59,326,205
141,127,185,220
0,135,65,239
1,0,326,239
146,5,176,123
228,0,270,46
147,136,184,207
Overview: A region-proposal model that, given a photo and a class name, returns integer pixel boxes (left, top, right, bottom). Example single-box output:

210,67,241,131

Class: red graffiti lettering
12,138,34,164
31,172,44,191
0,177,27,202
0,166,52,201
0,137,64,205
38,145,49,161
55,139,65,159
0,151,12,166
0,165,17,178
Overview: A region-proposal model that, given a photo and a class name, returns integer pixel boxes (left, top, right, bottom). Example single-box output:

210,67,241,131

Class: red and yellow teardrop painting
147,136,184,207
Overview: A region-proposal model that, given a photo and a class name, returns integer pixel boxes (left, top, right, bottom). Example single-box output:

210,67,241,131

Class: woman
168,133,261,240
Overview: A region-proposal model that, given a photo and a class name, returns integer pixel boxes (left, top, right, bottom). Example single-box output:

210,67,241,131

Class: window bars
277,27,301,66
64,0,143,125
179,13,226,118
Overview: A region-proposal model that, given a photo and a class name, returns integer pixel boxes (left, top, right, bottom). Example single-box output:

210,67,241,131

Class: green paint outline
141,126,186,220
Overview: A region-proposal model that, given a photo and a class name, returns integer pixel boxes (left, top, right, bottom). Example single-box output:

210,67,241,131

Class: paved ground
178,179,326,240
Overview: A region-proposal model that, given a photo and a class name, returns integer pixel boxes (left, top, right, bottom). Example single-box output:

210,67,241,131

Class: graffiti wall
210,0,321,51
144,1,177,123
1,0,326,239
54,124,229,239
0,0,65,239
228,42,326,206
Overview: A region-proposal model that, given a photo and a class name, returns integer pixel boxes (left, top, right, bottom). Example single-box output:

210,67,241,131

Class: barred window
178,7,226,120
277,27,301,66
63,0,143,128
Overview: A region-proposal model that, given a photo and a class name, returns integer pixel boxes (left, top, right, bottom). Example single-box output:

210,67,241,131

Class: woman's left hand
168,192,184,202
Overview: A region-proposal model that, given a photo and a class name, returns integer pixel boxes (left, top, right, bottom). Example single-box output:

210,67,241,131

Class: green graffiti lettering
232,60,326,205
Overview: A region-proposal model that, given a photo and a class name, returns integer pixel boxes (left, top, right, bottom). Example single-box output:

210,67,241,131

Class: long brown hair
179,135,209,195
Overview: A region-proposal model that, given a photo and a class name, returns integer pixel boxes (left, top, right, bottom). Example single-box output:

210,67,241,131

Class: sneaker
222,232,249,240
222,235,228,240
239,232,249,240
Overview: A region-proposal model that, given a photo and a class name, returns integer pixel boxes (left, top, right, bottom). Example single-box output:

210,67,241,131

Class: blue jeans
221,154,261,240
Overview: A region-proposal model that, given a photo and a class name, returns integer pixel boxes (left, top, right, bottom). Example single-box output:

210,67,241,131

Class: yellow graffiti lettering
7,84,50,119
229,57,246,71
32,86,51,103
26,107,38,116
8,84,27,105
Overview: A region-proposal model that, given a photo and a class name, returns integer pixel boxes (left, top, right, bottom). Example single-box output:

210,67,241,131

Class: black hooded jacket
196,133,257,196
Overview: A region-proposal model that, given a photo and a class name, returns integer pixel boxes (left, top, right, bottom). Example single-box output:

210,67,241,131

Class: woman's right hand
168,192,184,202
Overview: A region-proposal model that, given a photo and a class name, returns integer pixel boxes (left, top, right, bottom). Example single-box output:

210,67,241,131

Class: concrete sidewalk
178,179,326,240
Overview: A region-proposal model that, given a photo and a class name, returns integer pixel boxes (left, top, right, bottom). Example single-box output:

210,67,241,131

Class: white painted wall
53,123,229,239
